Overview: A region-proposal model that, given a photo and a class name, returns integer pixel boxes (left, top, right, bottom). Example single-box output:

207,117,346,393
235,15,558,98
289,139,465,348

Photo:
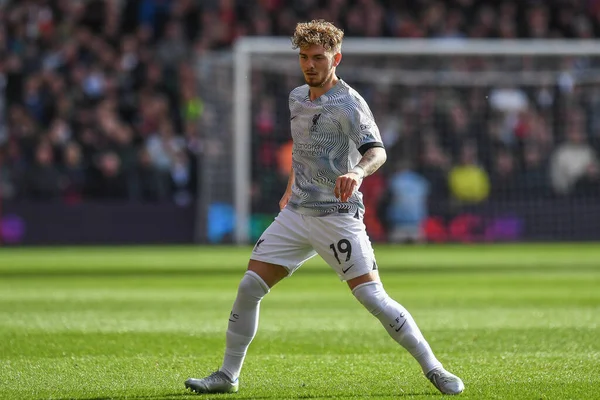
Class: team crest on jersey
310,113,321,132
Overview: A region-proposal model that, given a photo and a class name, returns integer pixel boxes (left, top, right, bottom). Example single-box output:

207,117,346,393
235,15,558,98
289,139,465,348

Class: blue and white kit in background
251,80,385,281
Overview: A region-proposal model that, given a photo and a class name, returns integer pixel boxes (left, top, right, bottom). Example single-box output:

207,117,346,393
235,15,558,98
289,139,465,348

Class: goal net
199,38,600,244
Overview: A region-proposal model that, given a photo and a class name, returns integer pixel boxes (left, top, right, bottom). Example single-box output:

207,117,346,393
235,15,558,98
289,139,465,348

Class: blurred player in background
185,20,464,396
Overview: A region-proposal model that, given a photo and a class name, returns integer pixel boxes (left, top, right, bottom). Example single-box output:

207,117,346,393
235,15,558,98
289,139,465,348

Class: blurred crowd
1,0,600,226
0,0,204,205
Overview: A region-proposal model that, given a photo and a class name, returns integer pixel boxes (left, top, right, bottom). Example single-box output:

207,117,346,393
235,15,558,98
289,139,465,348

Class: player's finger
337,179,345,197
340,183,348,201
345,178,357,194
334,181,341,199
343,180,357,202
349,179,357,195
339,182,348,202
341,177,352,195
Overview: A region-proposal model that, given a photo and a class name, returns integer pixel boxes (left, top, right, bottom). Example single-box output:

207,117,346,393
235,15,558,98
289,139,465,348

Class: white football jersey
287,79,384,218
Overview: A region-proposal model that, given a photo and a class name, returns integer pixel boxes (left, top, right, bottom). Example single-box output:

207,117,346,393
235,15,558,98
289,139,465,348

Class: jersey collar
307,79,345,104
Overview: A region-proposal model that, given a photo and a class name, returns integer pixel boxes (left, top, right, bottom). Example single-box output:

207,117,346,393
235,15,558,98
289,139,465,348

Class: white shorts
250,207,377,281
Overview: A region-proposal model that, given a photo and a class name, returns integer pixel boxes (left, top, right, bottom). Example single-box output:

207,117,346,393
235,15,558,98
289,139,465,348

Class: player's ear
333,52,342,67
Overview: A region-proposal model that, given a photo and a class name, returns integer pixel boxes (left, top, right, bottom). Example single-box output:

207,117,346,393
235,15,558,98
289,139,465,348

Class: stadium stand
1,0,599,243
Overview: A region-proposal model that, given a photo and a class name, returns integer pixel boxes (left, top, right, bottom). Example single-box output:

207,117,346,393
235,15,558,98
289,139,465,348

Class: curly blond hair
291,20,344,52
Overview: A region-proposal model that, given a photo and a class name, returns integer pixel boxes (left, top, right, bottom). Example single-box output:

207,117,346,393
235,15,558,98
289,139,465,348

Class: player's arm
335,147,387,202
335,98,386,202
353,146,387,177
279,168,295,210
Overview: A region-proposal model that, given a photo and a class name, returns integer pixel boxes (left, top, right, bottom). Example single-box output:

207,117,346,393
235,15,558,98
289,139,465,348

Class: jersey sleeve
345,97,384,155
289,85,304,112
288,90,296,111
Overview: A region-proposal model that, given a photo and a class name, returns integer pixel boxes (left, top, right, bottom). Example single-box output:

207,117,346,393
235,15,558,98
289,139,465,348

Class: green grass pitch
0,243,599,400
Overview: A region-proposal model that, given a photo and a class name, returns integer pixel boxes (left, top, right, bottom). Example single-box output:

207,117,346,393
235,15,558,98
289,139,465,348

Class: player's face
299,45,340,87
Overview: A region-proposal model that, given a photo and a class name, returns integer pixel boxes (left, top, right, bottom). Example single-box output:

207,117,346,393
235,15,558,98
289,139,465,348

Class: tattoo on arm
356,147,387,177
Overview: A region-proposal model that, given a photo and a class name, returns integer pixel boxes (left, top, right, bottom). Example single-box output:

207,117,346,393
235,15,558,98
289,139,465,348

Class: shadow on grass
50,389,436,399
52,393,194,400
51,394,185,400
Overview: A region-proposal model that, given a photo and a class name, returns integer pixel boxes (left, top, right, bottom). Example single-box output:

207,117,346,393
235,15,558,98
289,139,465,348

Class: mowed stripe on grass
0,244,599,399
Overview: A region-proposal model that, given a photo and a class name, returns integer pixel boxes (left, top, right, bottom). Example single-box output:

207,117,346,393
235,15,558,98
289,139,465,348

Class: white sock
352,281,443,375
219,270,269,381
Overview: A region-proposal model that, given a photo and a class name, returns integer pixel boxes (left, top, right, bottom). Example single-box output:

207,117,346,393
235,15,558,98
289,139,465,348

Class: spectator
156,20,189,68
130,148,169,202
418,141,450,208
516,145,551,199
549,126,598,196
86,152,129,200
180,84,204,125
489,150,519,200
110,124,138,175
448,142,490,204
8,105,39,163
146,119,185,172
440,102,478,159
573,163,600,198
61,142,87,203
0,146,16,200
47,118,73,156
22,76,46,125
383,161,430,244
170,150,193,206
23,141,62,201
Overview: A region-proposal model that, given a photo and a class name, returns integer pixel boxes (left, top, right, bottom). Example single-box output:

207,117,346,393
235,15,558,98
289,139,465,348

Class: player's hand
279,190,292,210
334,172,362,203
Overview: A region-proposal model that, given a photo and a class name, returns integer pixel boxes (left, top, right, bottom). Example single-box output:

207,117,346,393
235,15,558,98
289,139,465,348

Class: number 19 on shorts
329,239,352,264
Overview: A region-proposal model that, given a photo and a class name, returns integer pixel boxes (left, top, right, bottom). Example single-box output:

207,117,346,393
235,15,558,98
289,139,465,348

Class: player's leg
347,271,442,374
218,260,288,383
310,214,464,395
185,208,316,394
185,260,286,394
349,274,464,395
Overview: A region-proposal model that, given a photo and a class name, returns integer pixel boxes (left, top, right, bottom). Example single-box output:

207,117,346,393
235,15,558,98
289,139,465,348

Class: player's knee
237,270,270,301
352,281,389,316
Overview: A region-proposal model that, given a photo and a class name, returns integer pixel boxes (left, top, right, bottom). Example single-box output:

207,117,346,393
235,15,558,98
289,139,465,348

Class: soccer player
185,20,465,396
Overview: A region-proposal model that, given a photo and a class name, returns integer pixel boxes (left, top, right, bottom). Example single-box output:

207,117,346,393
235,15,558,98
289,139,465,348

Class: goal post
232,38,600,245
